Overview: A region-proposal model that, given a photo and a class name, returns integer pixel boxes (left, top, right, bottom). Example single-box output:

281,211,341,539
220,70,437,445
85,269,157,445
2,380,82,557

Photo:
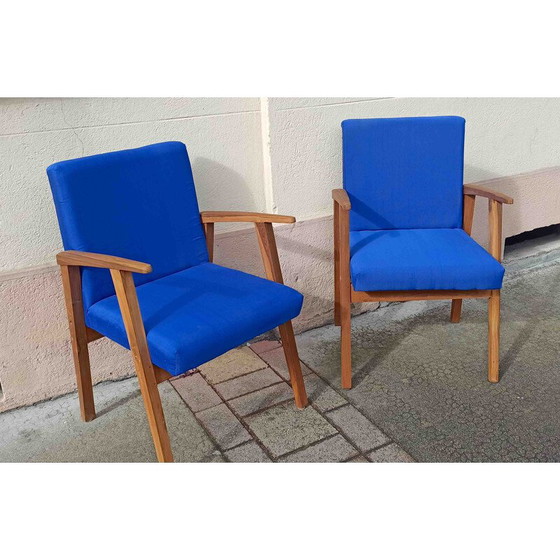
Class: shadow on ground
296,258,560,462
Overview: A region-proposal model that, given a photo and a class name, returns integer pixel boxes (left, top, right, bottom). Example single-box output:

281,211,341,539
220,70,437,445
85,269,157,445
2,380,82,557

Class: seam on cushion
86,261,213,312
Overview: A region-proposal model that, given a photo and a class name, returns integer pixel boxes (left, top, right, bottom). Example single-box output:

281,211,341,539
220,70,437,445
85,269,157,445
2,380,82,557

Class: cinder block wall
2,97,560,411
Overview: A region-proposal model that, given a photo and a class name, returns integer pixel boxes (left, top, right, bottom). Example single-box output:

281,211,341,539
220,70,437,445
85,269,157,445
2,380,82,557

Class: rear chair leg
488,290,500,383
340,295,352,389
334,202,341,326
450,299,462,323
278,321,308,409
60,265,96,422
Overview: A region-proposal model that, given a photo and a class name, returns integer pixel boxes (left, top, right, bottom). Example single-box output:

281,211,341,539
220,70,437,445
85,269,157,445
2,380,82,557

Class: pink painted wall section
470,167,560,251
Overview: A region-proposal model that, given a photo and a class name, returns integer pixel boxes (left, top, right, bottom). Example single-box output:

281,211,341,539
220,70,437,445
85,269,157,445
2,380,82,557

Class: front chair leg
278,321,308,409
60,265,96,422
110,269,174,462
450,299,462,323
488,290,500,383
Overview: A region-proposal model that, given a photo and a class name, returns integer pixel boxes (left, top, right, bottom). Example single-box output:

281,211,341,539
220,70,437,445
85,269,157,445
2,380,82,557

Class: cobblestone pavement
169,341,413,463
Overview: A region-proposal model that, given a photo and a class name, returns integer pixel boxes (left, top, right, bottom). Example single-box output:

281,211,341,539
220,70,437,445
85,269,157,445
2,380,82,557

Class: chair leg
110,269,173,462
278,321,308,409
450,299,462,323
334,203,341,326
135,360,174,462
60,265,96,422
340,295,352,389
488,290,500,383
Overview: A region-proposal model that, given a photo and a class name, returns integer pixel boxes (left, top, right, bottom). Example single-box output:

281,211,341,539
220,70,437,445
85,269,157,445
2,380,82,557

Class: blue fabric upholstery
86,263,303,375
350,229,505,292
342,117,465,231
48,142,209,310
47,142,304,375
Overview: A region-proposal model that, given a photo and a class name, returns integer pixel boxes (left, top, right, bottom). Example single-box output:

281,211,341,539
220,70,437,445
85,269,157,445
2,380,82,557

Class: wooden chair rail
332,189,351,210
352,289,492,303
200,211,295,224
464,184,514,205
57,250,152,274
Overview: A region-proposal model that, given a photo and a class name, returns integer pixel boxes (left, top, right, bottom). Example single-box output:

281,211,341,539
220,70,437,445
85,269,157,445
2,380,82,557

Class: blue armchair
333,116,514,389
48,141,308,462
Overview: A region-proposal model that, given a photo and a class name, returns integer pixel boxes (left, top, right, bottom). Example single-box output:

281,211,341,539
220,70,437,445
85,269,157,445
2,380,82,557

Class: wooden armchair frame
58,212,307,463
333,185,514,389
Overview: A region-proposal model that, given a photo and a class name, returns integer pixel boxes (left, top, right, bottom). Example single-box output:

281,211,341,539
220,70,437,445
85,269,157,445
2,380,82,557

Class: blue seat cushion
86,263,303,375
350,229,505,292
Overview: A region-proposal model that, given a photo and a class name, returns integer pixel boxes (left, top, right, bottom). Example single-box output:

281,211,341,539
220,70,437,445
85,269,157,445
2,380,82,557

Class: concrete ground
1,236,559,462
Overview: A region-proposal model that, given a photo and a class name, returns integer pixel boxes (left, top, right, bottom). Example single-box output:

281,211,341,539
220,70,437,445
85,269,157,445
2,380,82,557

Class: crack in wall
59,99,85,156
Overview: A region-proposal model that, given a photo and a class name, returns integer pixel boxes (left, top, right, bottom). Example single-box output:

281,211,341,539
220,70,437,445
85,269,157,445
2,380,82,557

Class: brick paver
196,403,252,450
213,368,282,401
225,441,271,463
246,401,338,458
199,347,267,384
171,341,414,463
171,373,222,412
279,434,358,463
326,405,390,452
368,443,415,463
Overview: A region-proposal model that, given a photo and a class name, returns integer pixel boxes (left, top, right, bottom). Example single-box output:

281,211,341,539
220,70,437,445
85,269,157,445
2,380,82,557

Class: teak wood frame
333,185,514,389
57,211,308,463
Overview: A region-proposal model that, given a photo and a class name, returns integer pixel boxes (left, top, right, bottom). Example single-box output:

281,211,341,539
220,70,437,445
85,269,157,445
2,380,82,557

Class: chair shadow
499,266,560,380
95,387,140,419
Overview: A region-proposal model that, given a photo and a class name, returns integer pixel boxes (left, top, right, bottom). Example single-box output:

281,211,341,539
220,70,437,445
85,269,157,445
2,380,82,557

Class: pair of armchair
48,117,512,462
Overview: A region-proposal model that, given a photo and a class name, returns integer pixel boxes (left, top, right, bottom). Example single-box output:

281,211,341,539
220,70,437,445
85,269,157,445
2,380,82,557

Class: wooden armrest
464,184,514,205
332,189,351,210
56,251,152,274
200,211,295,224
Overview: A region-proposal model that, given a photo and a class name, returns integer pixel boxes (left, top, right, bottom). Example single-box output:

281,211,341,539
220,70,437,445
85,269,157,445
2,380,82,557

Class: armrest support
332,189,351,210
464,184,514,205
200,211,295,224
462,184,514,262
56,250,152,274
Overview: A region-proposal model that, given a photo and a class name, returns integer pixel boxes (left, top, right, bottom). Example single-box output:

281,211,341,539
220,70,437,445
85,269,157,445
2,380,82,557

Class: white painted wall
2,97,560,412
267,97,560,228
0,98,264,271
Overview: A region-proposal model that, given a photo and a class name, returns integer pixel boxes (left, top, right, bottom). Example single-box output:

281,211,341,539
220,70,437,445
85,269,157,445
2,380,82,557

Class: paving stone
225,441,272,463
368,444,415,463
304,374,348,412
258,347,313,380
249,339,282,354
196,404,251,450
0,379,218,463
209,450,227,462
346,455,369,463
246,401,337,458
280,434,358,463
228,382,295,417
200,347,267,384
214,368,283,401
171,373,222,412
326,405,390,452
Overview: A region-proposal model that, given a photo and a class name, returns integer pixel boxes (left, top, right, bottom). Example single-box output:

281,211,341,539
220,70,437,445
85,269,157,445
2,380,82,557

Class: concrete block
246,401,337,458
196,403,251,450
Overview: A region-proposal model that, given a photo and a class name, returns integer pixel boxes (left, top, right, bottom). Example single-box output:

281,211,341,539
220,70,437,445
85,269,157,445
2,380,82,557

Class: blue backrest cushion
48,142,209,309
342,116,465,231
